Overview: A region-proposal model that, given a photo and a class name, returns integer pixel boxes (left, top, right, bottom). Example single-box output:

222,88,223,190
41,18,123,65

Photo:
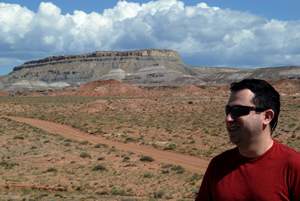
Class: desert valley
0,49,299,200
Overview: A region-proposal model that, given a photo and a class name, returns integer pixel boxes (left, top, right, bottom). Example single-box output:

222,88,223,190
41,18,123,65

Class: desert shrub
79,141,89,145
193,187,200,195
125,137,135,142
31,145,37,149
54,193,64,198
97,156,105,161
120,189,126,196
80,152,91,159
13,135,24,140
92,165,107,171
94,144,102,148
171,165,184,171
9,162,19,167
143,172,154,178
171,165,185,174
140,156,154,162
189,173,204,181
122,156,130,162
153,189,165,198
95,191,109,195
64,139,72,142
111,188,121,195
164,144,176,150
161,163,173,168
0,161,8,166
45,168,57,173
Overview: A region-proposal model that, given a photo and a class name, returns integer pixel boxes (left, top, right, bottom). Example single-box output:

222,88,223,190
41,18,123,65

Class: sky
1,0,300,76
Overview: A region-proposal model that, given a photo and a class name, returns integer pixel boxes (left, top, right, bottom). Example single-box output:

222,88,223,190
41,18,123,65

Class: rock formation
0,49,299,92
0,49,193,85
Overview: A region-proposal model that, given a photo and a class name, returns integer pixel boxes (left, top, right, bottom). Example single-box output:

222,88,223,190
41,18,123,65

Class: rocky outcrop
0,49,194,85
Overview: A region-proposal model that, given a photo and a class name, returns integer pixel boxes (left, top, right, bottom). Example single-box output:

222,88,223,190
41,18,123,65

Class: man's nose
225,113,235,122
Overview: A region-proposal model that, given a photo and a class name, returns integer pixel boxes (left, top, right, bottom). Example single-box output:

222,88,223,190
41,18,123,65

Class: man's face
226,89,264,147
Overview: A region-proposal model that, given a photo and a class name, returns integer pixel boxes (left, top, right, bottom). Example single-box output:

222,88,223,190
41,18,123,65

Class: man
196,79,300,201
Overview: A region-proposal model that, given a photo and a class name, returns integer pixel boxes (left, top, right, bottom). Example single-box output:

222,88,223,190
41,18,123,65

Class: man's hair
230,79,280,134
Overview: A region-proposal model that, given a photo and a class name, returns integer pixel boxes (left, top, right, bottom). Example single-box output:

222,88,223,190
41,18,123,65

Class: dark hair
230,79,280,134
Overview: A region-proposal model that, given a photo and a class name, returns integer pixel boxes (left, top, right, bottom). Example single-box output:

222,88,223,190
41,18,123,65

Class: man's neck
238,137,274,158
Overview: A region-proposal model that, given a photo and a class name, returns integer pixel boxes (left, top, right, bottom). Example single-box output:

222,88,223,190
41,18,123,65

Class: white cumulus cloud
0,0,300,75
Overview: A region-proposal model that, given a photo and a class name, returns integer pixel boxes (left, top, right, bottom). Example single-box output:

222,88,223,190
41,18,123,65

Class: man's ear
263,109,274,126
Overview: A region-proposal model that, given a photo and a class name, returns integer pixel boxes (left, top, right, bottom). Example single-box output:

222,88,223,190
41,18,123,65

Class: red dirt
6,116,210,174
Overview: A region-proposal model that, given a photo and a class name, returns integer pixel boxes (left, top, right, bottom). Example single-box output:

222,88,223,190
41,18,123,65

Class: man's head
230,79,280,134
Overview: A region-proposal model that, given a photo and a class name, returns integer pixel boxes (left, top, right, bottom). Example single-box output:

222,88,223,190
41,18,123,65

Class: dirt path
5,116,210,174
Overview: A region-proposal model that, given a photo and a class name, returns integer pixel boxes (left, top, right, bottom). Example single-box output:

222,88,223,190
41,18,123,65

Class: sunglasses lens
232,108,250,117
225,106,251,117
225,106,231,116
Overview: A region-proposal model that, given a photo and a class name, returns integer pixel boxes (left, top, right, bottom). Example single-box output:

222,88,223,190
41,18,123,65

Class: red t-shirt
196,139,300,201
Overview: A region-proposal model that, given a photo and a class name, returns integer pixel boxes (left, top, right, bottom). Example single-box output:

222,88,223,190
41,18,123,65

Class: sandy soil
6,116,210,174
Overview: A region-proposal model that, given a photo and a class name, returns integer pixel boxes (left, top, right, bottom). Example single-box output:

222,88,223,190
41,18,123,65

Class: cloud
0,0,300,74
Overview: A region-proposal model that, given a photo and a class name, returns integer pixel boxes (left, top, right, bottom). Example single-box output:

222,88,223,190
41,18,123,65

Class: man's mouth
228,126,239,131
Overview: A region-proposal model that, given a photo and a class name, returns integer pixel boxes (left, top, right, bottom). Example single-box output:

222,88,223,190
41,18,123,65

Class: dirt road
6,116,210,174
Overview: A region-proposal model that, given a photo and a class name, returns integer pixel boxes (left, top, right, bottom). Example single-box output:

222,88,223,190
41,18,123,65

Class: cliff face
2,49,193,84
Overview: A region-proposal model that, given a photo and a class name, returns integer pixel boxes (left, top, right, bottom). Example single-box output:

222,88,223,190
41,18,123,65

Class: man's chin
229,136,240,145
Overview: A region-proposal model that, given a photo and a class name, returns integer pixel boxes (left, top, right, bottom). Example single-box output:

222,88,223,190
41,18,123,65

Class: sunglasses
225,105,267,118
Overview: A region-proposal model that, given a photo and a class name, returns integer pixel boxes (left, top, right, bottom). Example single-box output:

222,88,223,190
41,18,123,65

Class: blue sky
1,0,300,76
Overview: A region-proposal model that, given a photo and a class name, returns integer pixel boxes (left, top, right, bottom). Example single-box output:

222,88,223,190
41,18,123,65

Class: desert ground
0,79,299,200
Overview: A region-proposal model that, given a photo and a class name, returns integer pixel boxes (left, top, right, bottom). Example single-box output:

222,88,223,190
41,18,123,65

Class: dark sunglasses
225,105,267,118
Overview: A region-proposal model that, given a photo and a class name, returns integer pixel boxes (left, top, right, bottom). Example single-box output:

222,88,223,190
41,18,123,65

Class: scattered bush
143,172,154,178
95,191,109,195
97,156,105,161
161,163,173,168
122,156,130,162
140,156,154,162
92,165,107,171
44,168,57,173
79,141,89,145
193,187,200,195
80,152,91,159
111,188,125,195
13,135,24,140
171,165,185,174
189,173,204,181
125,137,135,142
153,189,165,198
164,144,176,150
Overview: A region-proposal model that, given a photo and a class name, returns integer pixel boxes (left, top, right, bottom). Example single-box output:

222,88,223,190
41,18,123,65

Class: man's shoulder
273,139,300,166
274,139,300,157
211,147,238,163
